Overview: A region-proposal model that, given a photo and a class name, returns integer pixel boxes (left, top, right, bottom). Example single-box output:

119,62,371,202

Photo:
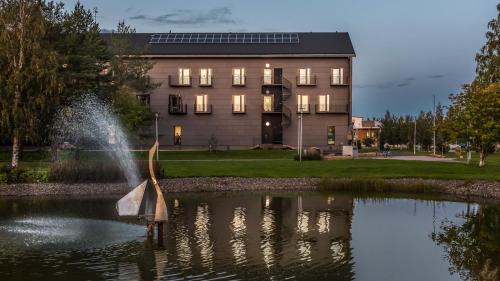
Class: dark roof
101,32,355,57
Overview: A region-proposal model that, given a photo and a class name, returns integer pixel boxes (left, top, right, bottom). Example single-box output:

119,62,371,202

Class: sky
64,0,498,117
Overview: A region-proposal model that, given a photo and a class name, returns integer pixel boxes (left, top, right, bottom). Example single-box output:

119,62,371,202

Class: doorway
173,126,182,145
262,115,283,144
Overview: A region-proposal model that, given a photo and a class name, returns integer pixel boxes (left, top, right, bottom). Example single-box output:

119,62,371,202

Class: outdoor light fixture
265,63,270,68
265,121,270,127
265,90,270,94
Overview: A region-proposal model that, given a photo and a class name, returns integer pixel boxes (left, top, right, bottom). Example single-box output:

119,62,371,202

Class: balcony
315,104,349,114
296,75,317,86
169,75,192,87
194,104,212,114
330,75,349,86
296,104,311,114
168,104,188,115
232,104,246,114
199,76,213,87
262,103,281,114
232,75,246,86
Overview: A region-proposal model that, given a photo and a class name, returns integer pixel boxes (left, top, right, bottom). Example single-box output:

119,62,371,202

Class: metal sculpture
116,141,167,240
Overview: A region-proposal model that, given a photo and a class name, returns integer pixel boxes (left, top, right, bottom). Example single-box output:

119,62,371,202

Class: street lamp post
154,112,159,161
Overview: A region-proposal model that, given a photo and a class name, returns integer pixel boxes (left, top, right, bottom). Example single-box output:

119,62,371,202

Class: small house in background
352,116,381,148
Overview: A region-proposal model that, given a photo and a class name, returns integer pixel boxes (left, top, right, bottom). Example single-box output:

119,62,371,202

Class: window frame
195,94,208,112
318,94,330,112
200,68,212,86
232,94,246,113
263,95,274,112
297,94,310,113
331,68,344,85
232,68,246,86
178,68,191,85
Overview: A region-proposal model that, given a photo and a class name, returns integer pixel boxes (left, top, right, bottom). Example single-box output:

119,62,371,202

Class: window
332,68,344,85
297,94,309,112
200,68,212,85
174,126,182,145
263,96,273,112
318,94,330,112
178,68,191,85
327,126,335,145
263,68,273,84
168,95,185,114
136,95,150,106
195,95,208,112
298,68,312,85
232,68,245,85
232,95,246,113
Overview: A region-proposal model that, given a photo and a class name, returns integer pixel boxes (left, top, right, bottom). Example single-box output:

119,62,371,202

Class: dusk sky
65,0,498,117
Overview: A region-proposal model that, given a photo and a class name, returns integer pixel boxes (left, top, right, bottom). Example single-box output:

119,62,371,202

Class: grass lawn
0,149,498,181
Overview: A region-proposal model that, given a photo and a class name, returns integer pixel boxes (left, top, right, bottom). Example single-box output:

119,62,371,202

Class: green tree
0,0,63,167
474,3,500,87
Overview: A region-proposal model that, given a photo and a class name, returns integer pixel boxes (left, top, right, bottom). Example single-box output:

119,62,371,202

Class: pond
0,192,498,281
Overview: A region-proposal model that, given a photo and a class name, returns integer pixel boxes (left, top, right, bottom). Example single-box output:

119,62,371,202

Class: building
118,32,355,150
352,116,381,148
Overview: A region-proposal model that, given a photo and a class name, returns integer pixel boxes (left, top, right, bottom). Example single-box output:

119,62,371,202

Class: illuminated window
263,96,273,112
327,126,335,145
178,68,191,85
263,68,273,84
195,95,208,112
332,68,344,85
136,95,150,106
232,95,245,113
298,68,312,85
318,95,330,112
297,94,309,112
200,68,212,85
232,68,245,85
173,126,182,145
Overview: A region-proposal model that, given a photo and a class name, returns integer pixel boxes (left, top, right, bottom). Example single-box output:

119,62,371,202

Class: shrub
0,164,48,184
48,160,164,183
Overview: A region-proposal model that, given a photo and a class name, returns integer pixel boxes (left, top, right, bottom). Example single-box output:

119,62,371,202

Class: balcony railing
330,75,348,86
232,104,246,114
169,75,192,87
199,76,213,87
315,104,349,114
194,104,212,114
296,104,311,114
168,104,188,115
262,103,280,113
232,75,246,86
296,75,317,86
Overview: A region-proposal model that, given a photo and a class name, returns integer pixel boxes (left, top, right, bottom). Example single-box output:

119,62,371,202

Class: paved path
375,155,462,163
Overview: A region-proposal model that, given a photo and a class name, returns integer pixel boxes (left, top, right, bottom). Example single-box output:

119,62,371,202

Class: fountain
52,94,168,240
51,94,140,187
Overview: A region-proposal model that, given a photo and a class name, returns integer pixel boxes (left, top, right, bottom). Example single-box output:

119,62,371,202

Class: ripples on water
0,194,493,281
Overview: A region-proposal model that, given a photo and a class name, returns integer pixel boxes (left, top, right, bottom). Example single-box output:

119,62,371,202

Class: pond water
0,192,498,281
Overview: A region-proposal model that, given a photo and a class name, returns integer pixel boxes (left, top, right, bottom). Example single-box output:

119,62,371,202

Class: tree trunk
11,134,20,168
479,150,486,167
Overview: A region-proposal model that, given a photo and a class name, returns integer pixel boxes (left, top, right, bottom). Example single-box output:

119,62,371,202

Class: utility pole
414,116,417,155
299,111,303,161
433,95,436,156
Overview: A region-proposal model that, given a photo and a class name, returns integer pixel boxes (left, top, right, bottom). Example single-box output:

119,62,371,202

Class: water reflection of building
160,194,354,279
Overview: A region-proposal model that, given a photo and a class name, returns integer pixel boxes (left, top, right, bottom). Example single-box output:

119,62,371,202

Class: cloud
428,74,445,79
129,7,236,25
396,82,411,87
354,82,396,89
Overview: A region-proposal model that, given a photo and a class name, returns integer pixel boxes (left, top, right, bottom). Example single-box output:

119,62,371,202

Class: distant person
383,143,391,158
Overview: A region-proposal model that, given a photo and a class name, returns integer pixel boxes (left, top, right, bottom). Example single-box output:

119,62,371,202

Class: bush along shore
1,177,499,201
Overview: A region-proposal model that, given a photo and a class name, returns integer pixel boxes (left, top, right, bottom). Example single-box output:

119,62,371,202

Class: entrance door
274,68,282,84
262,115,283,144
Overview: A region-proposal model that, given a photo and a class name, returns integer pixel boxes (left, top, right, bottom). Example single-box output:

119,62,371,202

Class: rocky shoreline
1,177,499,201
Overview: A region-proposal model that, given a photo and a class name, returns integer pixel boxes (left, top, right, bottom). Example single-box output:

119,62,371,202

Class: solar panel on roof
149,33,300,44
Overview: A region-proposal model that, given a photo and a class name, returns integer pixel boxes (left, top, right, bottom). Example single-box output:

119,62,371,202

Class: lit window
232,68,246,85
263,68,273,84
332,68,344,85
174,126,182,145
263,96,273,112
178,68,191,85
136,95,150,106
297,94,309,112
298,68,312,85
232,95,246,113
200,68,212,85
195,95,208,112
318,95,330,112
327,126,335,145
